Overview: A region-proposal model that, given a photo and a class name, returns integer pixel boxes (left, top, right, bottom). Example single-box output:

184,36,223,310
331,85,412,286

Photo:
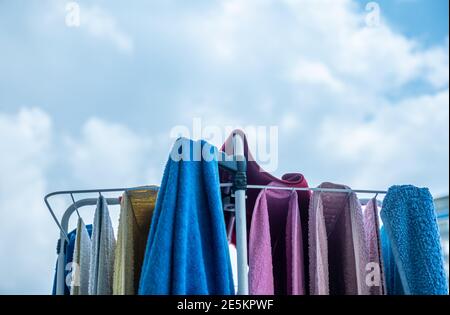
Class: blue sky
0,0,448,294
361,0,449,46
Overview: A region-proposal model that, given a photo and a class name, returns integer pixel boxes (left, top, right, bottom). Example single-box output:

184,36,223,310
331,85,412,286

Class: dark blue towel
380,185,448,295
138,138,235,295
51,225,93,295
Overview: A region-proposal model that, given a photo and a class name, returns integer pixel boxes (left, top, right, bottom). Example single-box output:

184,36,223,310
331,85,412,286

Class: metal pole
233,134,248,295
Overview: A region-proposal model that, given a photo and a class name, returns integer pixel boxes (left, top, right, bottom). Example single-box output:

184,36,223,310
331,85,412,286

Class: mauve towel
219,129,310,286
309,182,369,295
249,182,305,295
380,185,448,295
363,198,385,295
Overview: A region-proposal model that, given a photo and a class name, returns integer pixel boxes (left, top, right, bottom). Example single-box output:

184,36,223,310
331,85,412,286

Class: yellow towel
113,188,157,295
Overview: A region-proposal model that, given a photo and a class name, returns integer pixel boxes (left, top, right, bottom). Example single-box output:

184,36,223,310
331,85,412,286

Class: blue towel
380,185,448,295
52,225,93,295
138,138,235,295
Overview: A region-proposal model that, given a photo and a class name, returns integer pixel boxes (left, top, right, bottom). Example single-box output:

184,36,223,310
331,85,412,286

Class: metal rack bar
246,185,388,195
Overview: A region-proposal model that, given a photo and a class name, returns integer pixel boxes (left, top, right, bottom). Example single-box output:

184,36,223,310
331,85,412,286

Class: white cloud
80,5,134,54
42,1,134,54
317,89,449,195
173,0,448,197
182,0,447,99
290,59,344,92
0,110,164,294
0,108,57,294
65,117,158,187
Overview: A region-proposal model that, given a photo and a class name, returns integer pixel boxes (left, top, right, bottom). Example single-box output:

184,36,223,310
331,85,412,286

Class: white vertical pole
233,134,248,295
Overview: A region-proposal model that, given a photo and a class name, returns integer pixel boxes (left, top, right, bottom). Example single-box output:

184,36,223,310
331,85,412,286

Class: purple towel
363,198,386,295
249,182,305,295
308,182,369,295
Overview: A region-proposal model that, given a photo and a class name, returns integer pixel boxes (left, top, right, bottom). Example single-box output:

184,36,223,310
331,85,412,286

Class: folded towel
71,218,91,295
380,185,448,295
89,196,116,295
138,138,235,295
113,189,157,295
249,182,305,295
308,182,369,295
363,198,385,295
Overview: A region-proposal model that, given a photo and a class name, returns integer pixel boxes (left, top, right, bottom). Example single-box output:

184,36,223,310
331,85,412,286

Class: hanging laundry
380,185,448,295
70,218,91,295
249,182,305,295
89,196,116,295
219,129,311,287
363,198,385,295
51,224,93,295
138,138,235,295
113,188,157,295
308,182,369,295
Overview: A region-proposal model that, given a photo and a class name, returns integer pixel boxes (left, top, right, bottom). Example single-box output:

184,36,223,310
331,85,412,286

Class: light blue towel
138,138,235,295
380,185,448,295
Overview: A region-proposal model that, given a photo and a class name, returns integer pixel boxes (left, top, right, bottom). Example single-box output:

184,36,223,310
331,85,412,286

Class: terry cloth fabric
138,138,235,295
363,198,385,295
219,129,310,287
380,226,405,294
308,182,369,295
71,218,91,295
249,182,305,295
89,196,116,295
51,225,93,295
113,190,157,295
380,185,448,295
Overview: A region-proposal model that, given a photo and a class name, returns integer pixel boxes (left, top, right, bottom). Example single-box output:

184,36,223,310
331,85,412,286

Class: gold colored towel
113,188,157,295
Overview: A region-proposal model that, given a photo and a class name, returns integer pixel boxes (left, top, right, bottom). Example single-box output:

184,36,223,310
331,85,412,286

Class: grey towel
89,196,116,295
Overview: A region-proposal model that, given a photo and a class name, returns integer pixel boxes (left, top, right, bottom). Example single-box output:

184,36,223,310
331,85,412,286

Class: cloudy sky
0,0,448,294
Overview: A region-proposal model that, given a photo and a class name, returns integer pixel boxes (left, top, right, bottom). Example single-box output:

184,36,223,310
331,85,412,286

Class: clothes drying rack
44,133,389,295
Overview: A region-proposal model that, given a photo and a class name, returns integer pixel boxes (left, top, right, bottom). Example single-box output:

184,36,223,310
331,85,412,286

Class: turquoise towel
138,138,235,295
380,185,448,295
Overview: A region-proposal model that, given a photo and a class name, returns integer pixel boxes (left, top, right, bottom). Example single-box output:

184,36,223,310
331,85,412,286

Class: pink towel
308,182,369,295
249,182,305,295
363,198,386,294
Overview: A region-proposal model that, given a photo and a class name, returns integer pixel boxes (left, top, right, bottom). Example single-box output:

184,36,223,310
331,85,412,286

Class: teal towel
138,138,235,295
380,185,448,295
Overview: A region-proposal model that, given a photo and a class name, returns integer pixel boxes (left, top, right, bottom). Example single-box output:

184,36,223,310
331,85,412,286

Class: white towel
71,218,91,295
89,196,116,295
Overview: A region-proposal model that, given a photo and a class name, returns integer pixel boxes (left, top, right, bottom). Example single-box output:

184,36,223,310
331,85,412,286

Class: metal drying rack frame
45,133,389,295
